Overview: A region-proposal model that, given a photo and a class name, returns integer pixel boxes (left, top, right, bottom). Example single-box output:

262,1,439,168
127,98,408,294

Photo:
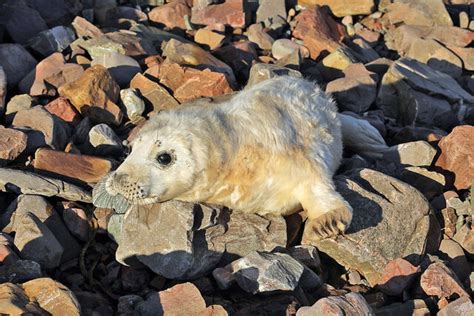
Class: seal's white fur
106,76,385,241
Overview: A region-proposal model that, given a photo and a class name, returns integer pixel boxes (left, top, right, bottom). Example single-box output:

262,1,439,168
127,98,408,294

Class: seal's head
105,113,205,205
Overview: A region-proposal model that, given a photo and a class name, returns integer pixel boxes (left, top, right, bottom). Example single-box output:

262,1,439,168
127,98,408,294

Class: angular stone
247,23,274,50
246,63,301,87
448,46,474,71
296,293,372,316
5,94,36,117
297,0,375,17
272,39,306,60
91,52,141,87
194,29,225,50
3,260,42,283
420,261,469,299
148,0,191,30
0,126,27,166
399,167,445,199
257,0,286,23
0,168,92,202
377,258,420,296
435,126,474,190
0,283,46,315
71,16,103,38
130,73,179,112
288,245,321,270
120,88,145,124
453,224,474,256
231,252,307,294
438,296,474,316
158,61,234,103
326,63,376,113
12,105,70,150
293,6,345,60
23,278,80,316
28,26,76,57
312,169,435,286
33,148,113,184
191,0,245,28
439,239,470,282
88,123,123,156
58,65,123,125
382,0,453,27
45,97,81,126
1,4,48,44
383,141,437,167
74,35,125,60
0,44,37,88
61,202,92,242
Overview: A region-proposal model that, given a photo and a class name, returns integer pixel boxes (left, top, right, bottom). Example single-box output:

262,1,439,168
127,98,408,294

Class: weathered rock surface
435,125,474,190
88,123,123,156
296,292,373,316
148,0,191,30
381,0,453,27
312,169,436,286
191,0,245,28
44,97,81,126
383,141,437,167
0,126,27,166
377,258,420,296
130,73,180,113
437,296,474,316
420,261,469,299
91,52,141,87
298,0,375,17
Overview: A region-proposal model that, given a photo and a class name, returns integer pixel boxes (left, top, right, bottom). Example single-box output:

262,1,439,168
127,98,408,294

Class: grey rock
28,26,76,57
0,44,37,88
399,166,445,199
2,260,43,283
120,88,145,124
272,39,303,60
246,63,301,87
1,4,48,44
439,239,470,281
74,35,125,60
5,94,36,116
72,117,93,145
383,141,437,167
313,168,436,286
88,123,123,156
0,168,92,202
91,52,141,87
438,296,474,316
288,245,321,270
231,251,307,294
26,0,82,25
453,224,474,256
247,23,274,51
256,0,286,23
296,292,373,316
12,212,63,269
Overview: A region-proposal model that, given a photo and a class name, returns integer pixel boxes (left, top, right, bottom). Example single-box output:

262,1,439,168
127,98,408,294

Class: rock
0,283,46,315
229,251,308,294
247,23,274,50
162,39,236,87
438,296,474,316
287,245,321,270
58,64,123,125
22,278,80,315
453,224,474,256
3,260,42,283
435,126,474,190
406,38,463,77
130,73,179,113
377,258,420,296
61,202,92,242
312,169,436,286
19,52,84,97
377,58,474,127
0,126,27,166
390,125,447,144
117,295,144,315
399,167,445,199
12,105,70,150
420,261,469,299
383,141,437,167
293,6,345,60
88,123,123,156
0,44,37,88
120,267,150,292
5,94,36,117
374,299,430,316
0,4,48,45
148,0,191,30
191,0,246,28
381,0,453,27
45,97,81,126
257,0,287,22
120,88,145,124
33,148,113,184
448,47,474,72
194,28,225,50
91,52,141,87
28,26,76,57
296,293,372,316
158,61,234,103
297,0,375,17
214,41,259,82
246,63,301,87
71,16,103,38
74,35,125,60
0,168,92,202
272,39,305,60
11,212,63,269
320,47,358,80
0,67,5,115
26,0,81,26
326,63,376,113
439,239,470,282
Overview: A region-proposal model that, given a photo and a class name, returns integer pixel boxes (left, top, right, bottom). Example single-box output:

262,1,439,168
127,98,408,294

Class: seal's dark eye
157,153,172,165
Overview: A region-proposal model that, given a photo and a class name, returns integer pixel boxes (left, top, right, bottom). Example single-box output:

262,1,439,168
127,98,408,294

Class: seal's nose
112,172,147,200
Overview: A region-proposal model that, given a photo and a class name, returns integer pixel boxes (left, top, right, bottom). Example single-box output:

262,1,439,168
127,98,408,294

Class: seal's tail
337,112,389,159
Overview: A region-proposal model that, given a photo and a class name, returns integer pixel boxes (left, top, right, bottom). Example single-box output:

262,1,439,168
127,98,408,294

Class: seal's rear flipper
338,112,388,160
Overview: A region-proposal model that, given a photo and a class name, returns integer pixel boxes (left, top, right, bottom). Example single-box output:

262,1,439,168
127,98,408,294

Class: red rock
435,125,474,190
0,126,27,166
297,292,372,315
420,262,469,299
191,0,246,28
149,0,192,30
130,73,179,112
157,283,207,314
45,97,81,126
71,16,103,38
19,52,84,96
293,6,345,60
33,148,113,184
58,65,123,125
158,61,234,103
377,258,420,296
